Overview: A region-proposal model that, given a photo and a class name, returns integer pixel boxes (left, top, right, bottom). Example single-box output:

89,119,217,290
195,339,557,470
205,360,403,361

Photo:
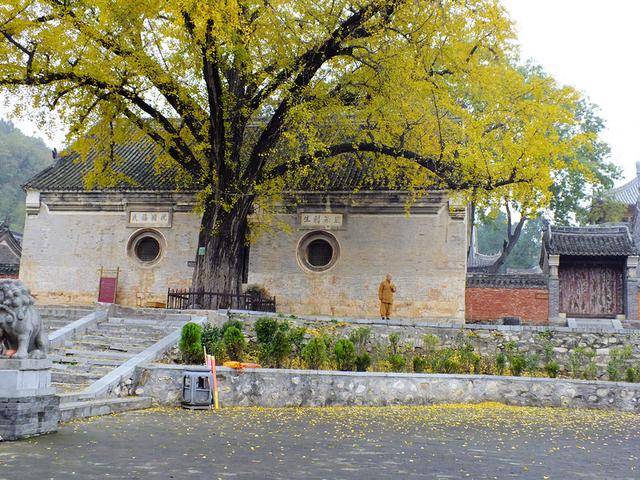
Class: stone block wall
225,311,640,378
138,364,640,412
465,274,549,325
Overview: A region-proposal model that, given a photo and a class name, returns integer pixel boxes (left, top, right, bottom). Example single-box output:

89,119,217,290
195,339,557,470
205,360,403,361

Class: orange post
210,355,220,410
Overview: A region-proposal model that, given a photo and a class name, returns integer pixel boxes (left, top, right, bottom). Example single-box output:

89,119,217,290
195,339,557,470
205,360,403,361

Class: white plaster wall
248,206,467,321
20,202,200,306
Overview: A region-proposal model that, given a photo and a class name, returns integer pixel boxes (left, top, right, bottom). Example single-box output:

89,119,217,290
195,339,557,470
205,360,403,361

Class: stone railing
466,273,548,289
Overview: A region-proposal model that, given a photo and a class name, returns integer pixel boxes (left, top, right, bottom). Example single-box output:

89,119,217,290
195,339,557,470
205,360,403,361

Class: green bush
509,353,526,376
254,317,279,345
625,366,640,383
349,327,372,355
221,319,244,334
264,326,292,368
422,334,440,353
254,317,301,367
388,333,401,355
302,336,329,370
388,353,406,372
334,339,356,371
179,322,204,364
413,356,427,373
569,347,595,379
288,326,307,358
355,353,372,372
607,345,633,381
223,326,246,361
545,360,560,378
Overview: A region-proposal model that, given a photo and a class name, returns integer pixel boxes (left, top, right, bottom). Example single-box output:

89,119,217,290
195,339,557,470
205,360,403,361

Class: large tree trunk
486,215,527,274
191,199,251,308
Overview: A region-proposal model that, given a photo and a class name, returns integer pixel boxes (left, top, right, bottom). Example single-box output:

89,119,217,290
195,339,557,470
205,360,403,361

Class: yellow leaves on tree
0,0,596,291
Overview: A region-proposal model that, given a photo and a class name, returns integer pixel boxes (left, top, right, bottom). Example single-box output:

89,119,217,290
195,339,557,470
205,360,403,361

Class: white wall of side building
20,191,200,306
247,192,467,322
20,190,467,322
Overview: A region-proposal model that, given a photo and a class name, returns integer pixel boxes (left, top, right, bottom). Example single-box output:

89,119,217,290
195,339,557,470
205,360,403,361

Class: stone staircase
45,307,202,422
41,305,96,333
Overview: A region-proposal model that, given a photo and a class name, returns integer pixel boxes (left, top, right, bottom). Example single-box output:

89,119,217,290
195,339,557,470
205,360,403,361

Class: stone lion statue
0,279,47,359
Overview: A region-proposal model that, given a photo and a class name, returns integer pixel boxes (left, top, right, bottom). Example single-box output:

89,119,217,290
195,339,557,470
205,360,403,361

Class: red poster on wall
98,267,119,304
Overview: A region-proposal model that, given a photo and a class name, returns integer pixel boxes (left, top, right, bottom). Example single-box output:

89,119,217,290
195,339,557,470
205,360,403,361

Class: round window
298,231,340,272
135,236,161,262
307,239,333,267
127,229,165,265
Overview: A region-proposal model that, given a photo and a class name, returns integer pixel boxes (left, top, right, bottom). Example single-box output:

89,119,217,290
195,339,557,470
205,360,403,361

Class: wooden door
559,262,624,317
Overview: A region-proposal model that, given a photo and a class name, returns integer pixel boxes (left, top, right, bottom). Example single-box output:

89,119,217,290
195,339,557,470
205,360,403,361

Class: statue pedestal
0,358,59,441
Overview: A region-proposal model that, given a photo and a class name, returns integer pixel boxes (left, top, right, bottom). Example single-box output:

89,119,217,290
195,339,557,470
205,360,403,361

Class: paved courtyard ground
1,403,639,479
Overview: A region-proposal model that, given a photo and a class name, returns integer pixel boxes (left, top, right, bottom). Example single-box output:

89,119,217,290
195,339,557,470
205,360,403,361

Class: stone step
49,355,124,367
59,396,153,422
93,323,176,335
53,382,90,394
107,316,187,326
52,370,103,385
63,339,150,353
75,334,159,348
54,348,137,360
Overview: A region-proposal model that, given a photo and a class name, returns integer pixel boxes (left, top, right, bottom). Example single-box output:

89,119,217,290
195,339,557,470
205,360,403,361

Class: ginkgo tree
0,0,596,295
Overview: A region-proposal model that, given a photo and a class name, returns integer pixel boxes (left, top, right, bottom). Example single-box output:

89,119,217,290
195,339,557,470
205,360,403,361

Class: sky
502,0,640,185
2,1,639,185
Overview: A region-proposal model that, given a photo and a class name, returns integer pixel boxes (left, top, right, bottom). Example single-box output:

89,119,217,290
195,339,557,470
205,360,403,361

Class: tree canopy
0,119,51,231
0,0,600,292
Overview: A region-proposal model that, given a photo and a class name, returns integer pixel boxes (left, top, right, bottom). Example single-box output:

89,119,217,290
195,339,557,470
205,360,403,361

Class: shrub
221,319,244,334
254,317,300,367
509,353,526,376
264,326,292,368
349,327,372,355
302,336,329,370
355,353,372,372
334,339,357,371
413,356,428,373
388,353,406,372
223,326,246,362
495,352,507,375
545,360,560,378
422,334,440,353
388,333,401,355
608,345,633,381
179,322,204,364
569,347,595,379
625,366,640,383
254,317,279,345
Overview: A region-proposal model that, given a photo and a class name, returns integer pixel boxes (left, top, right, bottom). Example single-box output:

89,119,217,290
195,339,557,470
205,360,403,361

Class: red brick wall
465,287,549,325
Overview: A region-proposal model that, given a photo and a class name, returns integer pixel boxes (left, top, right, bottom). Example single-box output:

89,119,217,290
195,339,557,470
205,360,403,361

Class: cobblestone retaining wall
224,312,640,378
137,364,640,412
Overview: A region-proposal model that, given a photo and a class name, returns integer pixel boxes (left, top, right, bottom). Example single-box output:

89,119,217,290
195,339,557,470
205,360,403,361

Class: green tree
0,120,51,231
0,0,598,294
473,97,618,272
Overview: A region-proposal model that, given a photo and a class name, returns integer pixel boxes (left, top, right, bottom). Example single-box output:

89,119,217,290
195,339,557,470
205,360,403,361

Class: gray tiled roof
545,225,637,256
24,136,416,193
23,136,186,191
606,176,640,205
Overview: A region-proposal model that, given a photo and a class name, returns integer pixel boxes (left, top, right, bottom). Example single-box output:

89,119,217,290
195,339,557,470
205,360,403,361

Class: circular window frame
127,229,166,267
297,231,340,273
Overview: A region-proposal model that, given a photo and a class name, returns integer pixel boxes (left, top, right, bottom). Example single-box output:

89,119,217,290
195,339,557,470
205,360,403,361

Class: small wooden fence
166,288,276,312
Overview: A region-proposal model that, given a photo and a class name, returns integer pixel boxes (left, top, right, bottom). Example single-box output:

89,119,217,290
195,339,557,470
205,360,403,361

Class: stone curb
48,306,111,347
139,364,640,412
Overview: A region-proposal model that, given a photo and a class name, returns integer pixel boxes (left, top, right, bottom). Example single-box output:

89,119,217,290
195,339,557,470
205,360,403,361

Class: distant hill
0,120,52,231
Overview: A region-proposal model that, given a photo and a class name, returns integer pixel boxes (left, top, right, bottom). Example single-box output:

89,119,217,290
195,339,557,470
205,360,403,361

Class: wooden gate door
559,261,624,318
